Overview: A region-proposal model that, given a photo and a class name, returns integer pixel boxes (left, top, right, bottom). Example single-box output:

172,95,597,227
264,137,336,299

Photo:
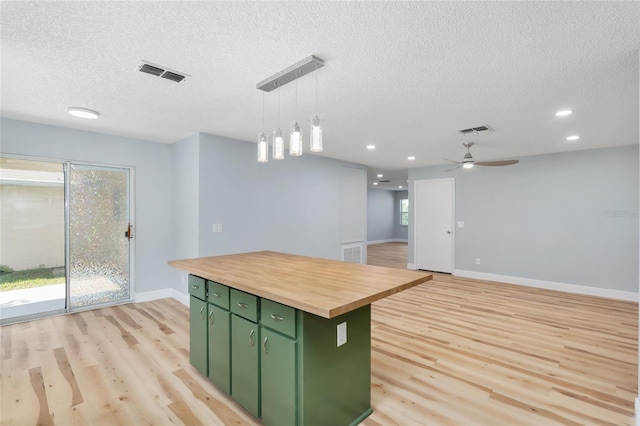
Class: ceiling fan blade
446,165,462,172
442,158,462,164
475,160,519,167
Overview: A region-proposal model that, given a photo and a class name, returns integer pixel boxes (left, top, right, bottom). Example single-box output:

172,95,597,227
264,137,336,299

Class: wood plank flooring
367,242,408,269
0,245,637,425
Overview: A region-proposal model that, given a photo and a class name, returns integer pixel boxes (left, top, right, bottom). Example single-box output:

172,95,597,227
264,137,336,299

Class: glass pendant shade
310,115,323,152
289,122,303,156
257,133,268,163
273,128,285,160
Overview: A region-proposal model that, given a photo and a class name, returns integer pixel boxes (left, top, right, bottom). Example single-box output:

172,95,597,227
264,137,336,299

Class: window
400,198,409,226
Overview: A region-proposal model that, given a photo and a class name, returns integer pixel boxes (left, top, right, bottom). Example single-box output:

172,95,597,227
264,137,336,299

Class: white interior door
414,178,454,273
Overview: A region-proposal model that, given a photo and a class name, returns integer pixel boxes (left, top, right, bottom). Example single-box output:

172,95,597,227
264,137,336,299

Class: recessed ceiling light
377,174,383,178
67,107,100,119
555,110,573,117
566,135,580,141
366,145,376,150
407,156,415,160
373,182,378,186
398,185,403,189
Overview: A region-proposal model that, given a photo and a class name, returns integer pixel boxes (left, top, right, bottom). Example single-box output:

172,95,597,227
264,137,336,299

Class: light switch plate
213,223,223,233
337,322,347,347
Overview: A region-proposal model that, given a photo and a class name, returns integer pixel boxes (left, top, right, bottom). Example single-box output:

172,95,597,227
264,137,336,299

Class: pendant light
310,62,323,152
273,83,285,160
289,72,303,156
255,55,324,163
257,92,268,163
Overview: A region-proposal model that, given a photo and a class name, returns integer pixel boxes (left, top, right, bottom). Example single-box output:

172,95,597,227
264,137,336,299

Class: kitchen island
169,251,432,426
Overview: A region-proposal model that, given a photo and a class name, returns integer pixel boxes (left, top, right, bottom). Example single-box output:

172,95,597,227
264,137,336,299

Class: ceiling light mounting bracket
257,55,324,92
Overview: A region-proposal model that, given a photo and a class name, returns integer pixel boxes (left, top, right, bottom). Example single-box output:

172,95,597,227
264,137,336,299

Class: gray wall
171,135,200,261
197,133,366,261
409,145,639,292
367,188,395,241
393,190,409,240
0,118,175,294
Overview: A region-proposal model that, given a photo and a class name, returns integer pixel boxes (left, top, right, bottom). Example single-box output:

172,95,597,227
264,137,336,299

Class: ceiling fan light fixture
463,162,474,169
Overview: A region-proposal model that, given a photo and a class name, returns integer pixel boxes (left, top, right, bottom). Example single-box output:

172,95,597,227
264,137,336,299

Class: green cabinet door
208,303,230,394
189,296,208,376
261,327,296,426
231,315,259,418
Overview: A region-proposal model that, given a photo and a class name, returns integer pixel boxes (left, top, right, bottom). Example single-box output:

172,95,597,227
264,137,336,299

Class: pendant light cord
315,63,318,114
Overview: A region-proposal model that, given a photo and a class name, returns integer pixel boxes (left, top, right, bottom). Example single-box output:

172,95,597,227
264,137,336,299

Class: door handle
199,306,205,320
249,329,255,347
208,310,214,325
125,224,133,240
447,230,451,234
263,337,269,355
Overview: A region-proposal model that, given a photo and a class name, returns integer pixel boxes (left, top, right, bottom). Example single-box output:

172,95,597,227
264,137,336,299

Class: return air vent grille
342,244,363,264
137,61,189,83
459,125,493,135
379,180,391,183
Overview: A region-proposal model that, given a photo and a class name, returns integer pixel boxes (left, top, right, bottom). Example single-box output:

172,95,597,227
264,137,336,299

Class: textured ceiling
2,1,639,190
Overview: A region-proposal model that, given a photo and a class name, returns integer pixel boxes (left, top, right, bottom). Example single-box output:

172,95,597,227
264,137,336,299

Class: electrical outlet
337,322,347,347
476,258,481,265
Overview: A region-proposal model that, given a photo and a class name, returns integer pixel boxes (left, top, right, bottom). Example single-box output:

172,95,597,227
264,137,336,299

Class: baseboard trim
453,269,638,302
171,289,189,306
134,288,190,306
407,263,416,270
134,288,172,303
367,239,408,245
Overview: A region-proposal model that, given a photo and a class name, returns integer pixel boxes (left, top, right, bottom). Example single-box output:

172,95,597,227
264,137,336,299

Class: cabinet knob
270,314,284,322
208,310,214,325
249,329,255,347
199,306,205,320
213,292,221,297
263,337,269,355
237,302,248,309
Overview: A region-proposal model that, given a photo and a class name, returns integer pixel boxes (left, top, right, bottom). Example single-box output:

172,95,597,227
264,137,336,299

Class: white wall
1,118,175,294
409,145,639,293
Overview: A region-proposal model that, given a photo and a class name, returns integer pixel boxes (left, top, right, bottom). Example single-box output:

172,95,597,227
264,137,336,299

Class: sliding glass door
0,158,66,321
68,164,131,309
0,157,133,323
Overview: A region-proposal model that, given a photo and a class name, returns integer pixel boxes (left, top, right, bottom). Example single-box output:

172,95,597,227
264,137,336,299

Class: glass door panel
0,158,66,322
68,164,131,308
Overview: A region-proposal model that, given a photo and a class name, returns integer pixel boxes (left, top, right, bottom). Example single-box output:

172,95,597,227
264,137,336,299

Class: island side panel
298,305,372,426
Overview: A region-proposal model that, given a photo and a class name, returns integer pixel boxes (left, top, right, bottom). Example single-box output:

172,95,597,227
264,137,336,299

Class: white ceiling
2,1,639,190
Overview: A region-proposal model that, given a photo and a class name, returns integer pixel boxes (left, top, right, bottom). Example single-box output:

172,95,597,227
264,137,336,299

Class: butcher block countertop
169,251,432,319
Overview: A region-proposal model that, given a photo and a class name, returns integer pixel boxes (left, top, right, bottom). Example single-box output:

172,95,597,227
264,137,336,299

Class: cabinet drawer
188,275,206,300
261,299,296,338
230,289,258,322
207,281,229,309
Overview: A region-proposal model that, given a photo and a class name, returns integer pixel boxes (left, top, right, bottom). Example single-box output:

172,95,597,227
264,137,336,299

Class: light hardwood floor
1,247,637,425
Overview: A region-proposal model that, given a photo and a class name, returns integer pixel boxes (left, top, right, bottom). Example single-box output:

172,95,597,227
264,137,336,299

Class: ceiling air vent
137,61,189,83
459,125,493,135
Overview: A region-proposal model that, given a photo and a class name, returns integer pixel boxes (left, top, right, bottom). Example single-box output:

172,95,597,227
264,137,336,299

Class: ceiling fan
444,142,519,171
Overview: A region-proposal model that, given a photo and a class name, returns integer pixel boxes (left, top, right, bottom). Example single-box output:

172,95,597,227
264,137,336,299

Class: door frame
413,177,455,273
0,153,136,322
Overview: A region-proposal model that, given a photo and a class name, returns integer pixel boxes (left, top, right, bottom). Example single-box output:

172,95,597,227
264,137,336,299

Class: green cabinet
189,295,208,376
261,327,296,426
231,314,260,418
208,303,230,394
188,274,371,426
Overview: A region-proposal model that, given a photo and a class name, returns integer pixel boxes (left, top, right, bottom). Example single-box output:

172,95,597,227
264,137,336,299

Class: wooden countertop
169,251,432,319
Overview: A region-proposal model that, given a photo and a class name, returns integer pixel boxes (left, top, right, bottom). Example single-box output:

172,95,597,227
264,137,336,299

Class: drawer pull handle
249,329,255,346
209,311,214,325
263,337,269,355
237,302,248,309
270,314,284,322
199,306,205,320
213,292,221,297
191,285,199,289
